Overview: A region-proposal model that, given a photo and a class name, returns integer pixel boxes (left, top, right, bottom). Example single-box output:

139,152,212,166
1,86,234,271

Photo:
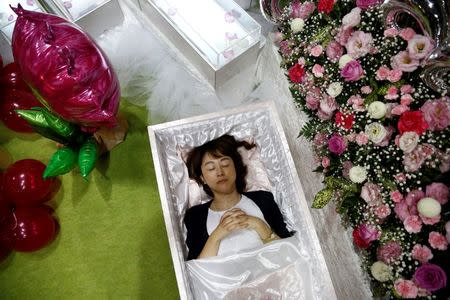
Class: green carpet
0,102,179,299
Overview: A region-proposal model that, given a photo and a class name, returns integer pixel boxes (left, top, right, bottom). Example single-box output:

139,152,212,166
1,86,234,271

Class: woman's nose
216,166,224,176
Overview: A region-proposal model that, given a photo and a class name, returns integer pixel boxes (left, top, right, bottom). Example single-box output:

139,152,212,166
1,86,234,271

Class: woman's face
200,152,237,196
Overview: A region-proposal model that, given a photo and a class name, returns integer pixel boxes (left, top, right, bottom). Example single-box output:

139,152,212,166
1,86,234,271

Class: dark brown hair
186,134,255,197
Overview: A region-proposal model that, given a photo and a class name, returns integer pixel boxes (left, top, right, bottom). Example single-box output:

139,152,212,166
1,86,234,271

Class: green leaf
311,188,333,209
43,146,77,178
78,137,98,179
15,109,49,128
41,108,77,138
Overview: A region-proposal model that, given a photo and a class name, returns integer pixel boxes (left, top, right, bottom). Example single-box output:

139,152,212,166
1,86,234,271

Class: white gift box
39,0,124,38
147,101,336,299
137,0,262,89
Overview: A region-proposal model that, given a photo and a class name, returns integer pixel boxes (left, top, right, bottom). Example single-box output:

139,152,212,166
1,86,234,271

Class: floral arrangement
276,0,449,298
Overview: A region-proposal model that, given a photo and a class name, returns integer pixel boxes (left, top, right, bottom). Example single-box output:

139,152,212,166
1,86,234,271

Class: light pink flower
312,64,325,77
401,84,414,94
341,60,364,81
376,65,390,80
384,27,399,37
412,244,433,263
291,1,315,19
395,200,410,221
387,69,403,82
404,215,422,233
313,132,328,147
347,95,365,111
385,86,399,100
336,26,353,46
342,7,361,29
400,94,413,106
310,45,323,57
321,156,330,168
361,86,372,94
406,190,425,207
361,182,382,206
377,241,401,264
420,98,450,131
421,214,440,225
317,96,338,120
407,35,433,60
403,147,427,172
394,279,418,298
399,28,416,41
391,51,420,72
355,132,369,145
425,183,449,204
374,126,394,147
279,40,292,56
306,93,320,110
346,31,373,58
342,161,353,179
374,204,391,219
391,104,410,115
346,133,356,142
326,41,344,61
395,173,407,182
391,191,403,203
428,232,448,250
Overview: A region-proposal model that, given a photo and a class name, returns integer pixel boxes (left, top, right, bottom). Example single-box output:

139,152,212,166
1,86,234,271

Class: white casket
147,101,337,299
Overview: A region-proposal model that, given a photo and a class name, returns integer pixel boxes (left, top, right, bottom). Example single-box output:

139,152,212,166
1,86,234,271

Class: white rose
417,197,441,218
365,122,387,144
349,166,367,183
339,54,353,69
371,261,392,282
399,132,419,153
367,101,387,119
290,18,305,33
326,82,343,97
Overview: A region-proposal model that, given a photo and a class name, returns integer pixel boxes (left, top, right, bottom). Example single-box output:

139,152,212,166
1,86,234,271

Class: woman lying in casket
184,134,293,260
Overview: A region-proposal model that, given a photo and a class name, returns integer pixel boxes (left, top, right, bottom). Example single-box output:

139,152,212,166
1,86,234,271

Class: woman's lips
217,179,227,184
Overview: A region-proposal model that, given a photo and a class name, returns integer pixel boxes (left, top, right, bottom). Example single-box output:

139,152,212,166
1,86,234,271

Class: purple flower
341,60,364,81
328,134,347,155
413,264,447,292
356,0,381,9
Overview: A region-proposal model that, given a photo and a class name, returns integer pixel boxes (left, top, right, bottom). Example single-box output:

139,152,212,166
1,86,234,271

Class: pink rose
356,0,381,10
376,65,390,81
399,28,416,41
387,69,403,82
341,60,364,81
391,51,420,72
354,223,381,248
312,64,325,77
390,190,403,203
326,41,344,61
328,134,347,155
377,240,401,264
360,182,382,205
420,98,450,131
412,244,433,263
428,232,448,250
374,204,391,219
355,132,369,145
425,183,449,204
404,215,422,233
346,31,373,58
407,34,433,60
394,279,418,298
321,156,330,168
310,45,323,57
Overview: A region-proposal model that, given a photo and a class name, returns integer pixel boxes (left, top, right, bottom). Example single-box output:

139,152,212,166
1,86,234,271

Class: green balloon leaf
78,137,98,179
41,108,77,138
15,109,49,128
43,146,78,178
311,188,333,209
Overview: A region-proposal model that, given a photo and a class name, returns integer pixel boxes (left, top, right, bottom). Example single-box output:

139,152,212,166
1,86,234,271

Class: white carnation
367,101,387,119
399,132,419,153
326,82,343,97
339,54,353,69
365,122,387,144
371,261,392,282
417,197,441,218
290,18,305,33
349,166,367,183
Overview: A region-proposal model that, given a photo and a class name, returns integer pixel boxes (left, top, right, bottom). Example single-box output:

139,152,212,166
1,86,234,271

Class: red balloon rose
0,62,29,91
0,89,42,133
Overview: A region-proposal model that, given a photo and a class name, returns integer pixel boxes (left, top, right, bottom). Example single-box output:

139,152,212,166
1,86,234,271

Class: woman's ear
200,175,205,184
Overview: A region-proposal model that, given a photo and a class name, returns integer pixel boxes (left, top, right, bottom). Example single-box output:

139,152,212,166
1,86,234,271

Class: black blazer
184,190,293,260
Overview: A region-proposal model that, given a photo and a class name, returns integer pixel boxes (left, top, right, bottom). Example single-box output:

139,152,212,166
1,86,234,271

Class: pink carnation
342,161,353,179
312,64,325,77
347,94,365,111
384,27,399,37
399,28,416,41
385,86,399,100
310,45,323,57
420,215,440,225
400,94,413,106
313,132,328,147
387,69,403,82
360,182,382,206
394,279,418,298
428,232,448,250
401,84,414,94
336,26,353,46
404,215,422,233
321,156,330,168
326,41,344,61
377,241,402,264
411,244,433,263
420,98,450,131
376,65,390,80
355,132,369,145
390,190,403,203
425,182,449,204
317,96,337,120
391,104,410,115
374,204,391,219
361,86,372,94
